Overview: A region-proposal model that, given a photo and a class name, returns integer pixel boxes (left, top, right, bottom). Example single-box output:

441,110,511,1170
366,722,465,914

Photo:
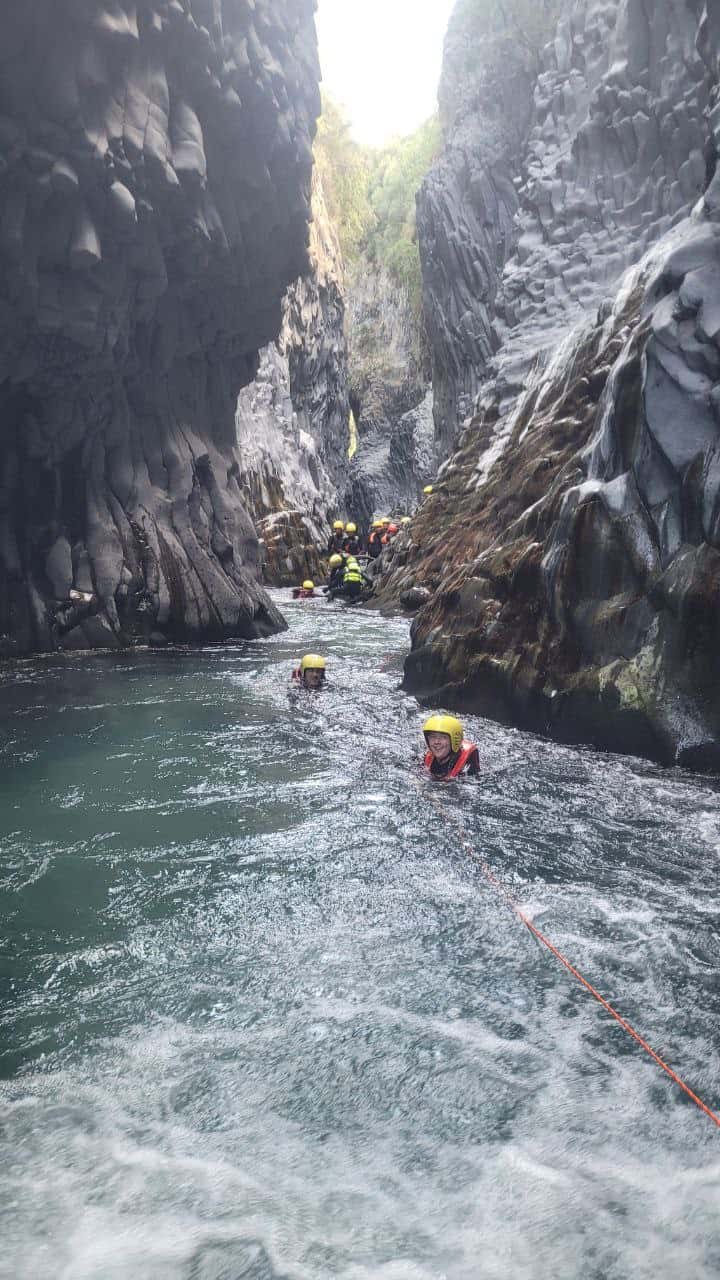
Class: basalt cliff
0,0,319,655
379,0,720,769
235,169,350,586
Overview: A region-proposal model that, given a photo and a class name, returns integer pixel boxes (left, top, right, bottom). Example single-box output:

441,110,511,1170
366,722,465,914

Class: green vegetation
312,4,559,309
314,97,440,314
314,97,374,265
364,116,441,307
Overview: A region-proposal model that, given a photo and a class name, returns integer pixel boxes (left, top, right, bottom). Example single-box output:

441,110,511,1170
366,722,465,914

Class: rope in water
426,786,720,1132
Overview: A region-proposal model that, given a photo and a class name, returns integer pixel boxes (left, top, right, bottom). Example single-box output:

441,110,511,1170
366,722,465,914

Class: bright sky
315,0,457,146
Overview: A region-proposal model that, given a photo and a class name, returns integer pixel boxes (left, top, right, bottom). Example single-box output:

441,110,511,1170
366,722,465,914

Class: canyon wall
235,171,350,586
380,0,720,768
0,0,320,655
345,264,433,525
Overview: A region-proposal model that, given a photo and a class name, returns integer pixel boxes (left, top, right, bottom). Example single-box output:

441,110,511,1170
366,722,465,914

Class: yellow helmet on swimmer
300,653,327,673
345,521,357,534
332,520,344,531
302,580,314,591
329,553,343,568
423,714,463,753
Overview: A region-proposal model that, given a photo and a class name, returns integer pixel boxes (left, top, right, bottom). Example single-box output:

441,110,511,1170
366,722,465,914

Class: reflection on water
1,593,719,1279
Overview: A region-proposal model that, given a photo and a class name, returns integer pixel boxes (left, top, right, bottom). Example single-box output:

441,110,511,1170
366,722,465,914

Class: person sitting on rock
423,715,480,780
367,520,384,559
327,521,345,555
292,579,317,599
291,653,327,690
342,522,361,556
324,553,346,598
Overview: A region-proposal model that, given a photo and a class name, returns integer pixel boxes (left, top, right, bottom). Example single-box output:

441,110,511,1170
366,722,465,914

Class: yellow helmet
372,520,383,529
423,485,433,496
302,580,314,591
332,520,344,531
345,522,357,534
329,553,343,568
381,518,390,527
401,516,411,524
423,714,463,753
300,653,326,672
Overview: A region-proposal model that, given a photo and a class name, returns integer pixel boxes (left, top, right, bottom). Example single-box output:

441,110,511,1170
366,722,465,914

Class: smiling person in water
291,653,327,690
423,715,479,779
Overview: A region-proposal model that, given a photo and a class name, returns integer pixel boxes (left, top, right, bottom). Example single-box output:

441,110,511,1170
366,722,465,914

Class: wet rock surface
378,0,720,769
0,1,320,655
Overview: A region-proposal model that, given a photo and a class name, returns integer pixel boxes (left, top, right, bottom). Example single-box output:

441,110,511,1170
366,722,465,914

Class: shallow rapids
1,594,719,1279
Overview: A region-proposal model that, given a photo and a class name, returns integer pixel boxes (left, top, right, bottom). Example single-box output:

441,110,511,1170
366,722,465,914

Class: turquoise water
1,592,719,1279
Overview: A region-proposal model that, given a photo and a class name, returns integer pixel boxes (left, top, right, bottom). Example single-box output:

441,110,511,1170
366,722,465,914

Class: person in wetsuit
327,521,345,555
325,553,346,598
342,522,361,556
423,715,480,779
341,558,371,602
367,521,383,559
291,653,327,690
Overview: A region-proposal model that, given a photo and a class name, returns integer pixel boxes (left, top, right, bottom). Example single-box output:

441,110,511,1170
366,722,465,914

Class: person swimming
291,653,327,690
422,715,479,779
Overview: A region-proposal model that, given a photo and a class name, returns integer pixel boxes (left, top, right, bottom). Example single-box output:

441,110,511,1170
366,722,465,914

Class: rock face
235,171,350,586
416,9,535,458
0,1,320,655
345,264,433,524
379,0,720,769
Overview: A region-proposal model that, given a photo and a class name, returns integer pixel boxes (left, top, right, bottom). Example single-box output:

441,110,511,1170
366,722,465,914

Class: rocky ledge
0,0,320,655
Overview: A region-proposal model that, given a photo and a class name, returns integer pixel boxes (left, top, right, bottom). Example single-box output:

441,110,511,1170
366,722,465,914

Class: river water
1,593,719,1279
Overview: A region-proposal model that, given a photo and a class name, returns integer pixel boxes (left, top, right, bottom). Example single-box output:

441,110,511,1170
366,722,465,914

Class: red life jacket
424,741,479,779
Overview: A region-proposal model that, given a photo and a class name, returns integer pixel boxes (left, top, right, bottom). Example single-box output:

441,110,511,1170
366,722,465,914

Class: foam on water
1,593,719,1278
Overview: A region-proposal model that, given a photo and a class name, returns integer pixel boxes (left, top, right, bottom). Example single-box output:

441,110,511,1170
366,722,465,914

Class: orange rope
427,787,720,1131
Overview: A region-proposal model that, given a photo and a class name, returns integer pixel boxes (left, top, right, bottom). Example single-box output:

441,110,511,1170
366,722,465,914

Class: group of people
291,655,479,780
326,518,410,560
292,551,371,604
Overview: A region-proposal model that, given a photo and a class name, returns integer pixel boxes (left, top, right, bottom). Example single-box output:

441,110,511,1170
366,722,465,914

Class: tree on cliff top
452,0,561,65
314,96,375,265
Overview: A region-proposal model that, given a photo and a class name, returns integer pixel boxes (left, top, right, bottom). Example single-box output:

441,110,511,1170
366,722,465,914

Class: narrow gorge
2,0,720,770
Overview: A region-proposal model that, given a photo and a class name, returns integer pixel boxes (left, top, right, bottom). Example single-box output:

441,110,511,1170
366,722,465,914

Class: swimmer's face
303,668,324,690
426,731,452,761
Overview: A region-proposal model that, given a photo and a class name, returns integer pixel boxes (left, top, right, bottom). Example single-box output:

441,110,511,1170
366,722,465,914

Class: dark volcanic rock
378,0,720,769
0,0,320,655
235,172,350,586
416,11,535,459
345,265,433,525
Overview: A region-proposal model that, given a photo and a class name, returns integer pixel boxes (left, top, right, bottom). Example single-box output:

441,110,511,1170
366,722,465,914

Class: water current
1,593,719,1279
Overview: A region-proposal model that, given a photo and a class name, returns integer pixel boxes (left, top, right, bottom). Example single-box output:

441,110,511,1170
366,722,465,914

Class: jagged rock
378,0,720,769
417,14,535,459
399,585,431,611
345,265,432,523
235,170,350,585
0,1,321,654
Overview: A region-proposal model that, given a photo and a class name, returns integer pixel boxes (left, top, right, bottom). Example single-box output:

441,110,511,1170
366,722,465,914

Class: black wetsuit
325,566,345,597
367,531,382,559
